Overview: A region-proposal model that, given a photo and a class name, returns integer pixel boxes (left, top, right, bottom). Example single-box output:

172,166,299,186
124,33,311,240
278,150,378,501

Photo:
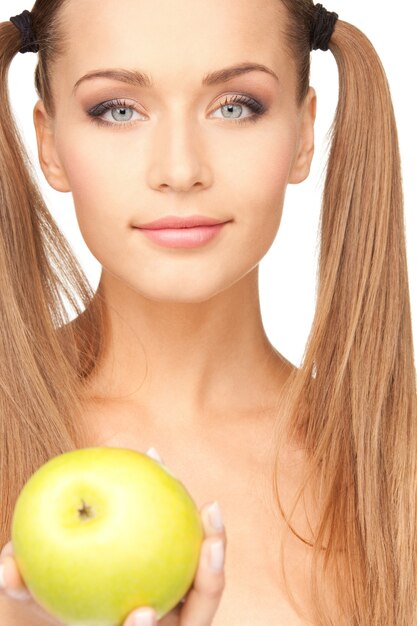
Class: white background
2,0,416,367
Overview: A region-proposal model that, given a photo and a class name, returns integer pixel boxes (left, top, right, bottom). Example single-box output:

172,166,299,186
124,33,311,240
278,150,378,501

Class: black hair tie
9,9,39,54
310,3,339,52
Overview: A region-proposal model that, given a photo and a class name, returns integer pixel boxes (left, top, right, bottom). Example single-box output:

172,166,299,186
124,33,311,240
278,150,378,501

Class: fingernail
209,539,225,571
208,501,224,531
145,447,163,463
132,608,155,626
146,448,177,480
6,588,31,600
0,561,31,599
0,543,13,559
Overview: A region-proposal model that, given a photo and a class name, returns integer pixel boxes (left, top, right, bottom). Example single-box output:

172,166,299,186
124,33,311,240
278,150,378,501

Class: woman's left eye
86,95,267,129
210,94,267,125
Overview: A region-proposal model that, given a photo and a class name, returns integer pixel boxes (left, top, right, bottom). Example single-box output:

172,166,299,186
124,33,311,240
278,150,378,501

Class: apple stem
78,499,94,520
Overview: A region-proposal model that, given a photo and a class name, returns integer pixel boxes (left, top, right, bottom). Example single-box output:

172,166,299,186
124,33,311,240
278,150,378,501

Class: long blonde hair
0,2,415,624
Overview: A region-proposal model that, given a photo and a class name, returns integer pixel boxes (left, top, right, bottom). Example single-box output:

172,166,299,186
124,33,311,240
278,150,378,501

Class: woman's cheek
55,123,116,201
247,130,295,213
241,132,296,255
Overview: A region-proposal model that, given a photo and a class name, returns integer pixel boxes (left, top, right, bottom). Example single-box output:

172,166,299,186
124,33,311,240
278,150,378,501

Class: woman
0,0,415,625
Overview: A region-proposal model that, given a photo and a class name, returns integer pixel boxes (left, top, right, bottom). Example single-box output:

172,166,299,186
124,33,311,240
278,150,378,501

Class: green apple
11,446,204,626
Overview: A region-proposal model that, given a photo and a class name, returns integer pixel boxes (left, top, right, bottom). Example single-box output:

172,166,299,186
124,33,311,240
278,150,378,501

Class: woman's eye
210,94,266,125
86,94,267,129
87,99,144,128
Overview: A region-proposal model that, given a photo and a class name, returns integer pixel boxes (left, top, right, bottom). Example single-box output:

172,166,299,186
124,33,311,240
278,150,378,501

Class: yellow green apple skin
11,446,204,626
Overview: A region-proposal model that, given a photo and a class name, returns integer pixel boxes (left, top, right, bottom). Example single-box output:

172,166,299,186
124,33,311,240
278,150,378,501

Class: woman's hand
0,448,227,625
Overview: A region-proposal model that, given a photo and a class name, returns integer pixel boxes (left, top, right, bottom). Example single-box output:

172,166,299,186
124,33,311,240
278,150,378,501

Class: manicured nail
146,448,178,480
133,608,155,626
208,501,224,531
209,539,225,571
0,542,13,559
6,588,31,600
145,447,163,463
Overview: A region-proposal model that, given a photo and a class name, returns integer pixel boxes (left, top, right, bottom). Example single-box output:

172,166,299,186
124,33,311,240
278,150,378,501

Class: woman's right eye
86,98,144,128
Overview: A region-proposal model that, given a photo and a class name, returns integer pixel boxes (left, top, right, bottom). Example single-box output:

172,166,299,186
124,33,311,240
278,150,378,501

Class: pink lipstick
134,214,230,249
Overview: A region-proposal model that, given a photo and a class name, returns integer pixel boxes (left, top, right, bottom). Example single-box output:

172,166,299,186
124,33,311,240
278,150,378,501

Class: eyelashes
86,94,268,130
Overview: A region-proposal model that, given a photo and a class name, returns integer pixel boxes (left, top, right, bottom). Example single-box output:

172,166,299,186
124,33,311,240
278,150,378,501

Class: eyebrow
72,62,279,95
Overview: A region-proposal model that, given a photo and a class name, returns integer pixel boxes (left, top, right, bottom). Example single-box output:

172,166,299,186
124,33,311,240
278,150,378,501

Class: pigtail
270,9,417,626
0,13,107,550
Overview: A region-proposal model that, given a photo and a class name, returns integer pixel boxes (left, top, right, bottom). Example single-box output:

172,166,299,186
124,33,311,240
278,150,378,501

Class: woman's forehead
57,0,287,95
59,0,285,60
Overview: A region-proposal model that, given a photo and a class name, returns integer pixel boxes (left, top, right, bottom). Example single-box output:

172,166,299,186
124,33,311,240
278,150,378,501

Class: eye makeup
85,93,268,129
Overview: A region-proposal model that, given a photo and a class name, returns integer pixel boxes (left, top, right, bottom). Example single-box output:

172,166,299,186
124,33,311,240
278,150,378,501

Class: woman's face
34,0,316,303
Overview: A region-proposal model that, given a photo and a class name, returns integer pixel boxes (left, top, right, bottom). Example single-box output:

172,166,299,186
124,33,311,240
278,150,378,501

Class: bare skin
32,0,315,439
1,0,318,623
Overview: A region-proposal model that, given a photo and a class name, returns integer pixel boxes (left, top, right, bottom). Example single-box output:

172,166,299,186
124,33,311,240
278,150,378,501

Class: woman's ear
33,99,72,193
288,86,317,185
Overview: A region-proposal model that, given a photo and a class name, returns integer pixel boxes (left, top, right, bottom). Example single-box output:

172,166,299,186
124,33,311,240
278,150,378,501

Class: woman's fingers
0,550,60,624
0,541,14,559
176,500,226,625
0,543,32,600
145,447,177,480
124,500,227,626
123,451,227,626
145,447,163,463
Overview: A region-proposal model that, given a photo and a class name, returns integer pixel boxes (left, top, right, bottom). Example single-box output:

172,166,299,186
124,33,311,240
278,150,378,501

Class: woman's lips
134,223,227,248
138,214,227,229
